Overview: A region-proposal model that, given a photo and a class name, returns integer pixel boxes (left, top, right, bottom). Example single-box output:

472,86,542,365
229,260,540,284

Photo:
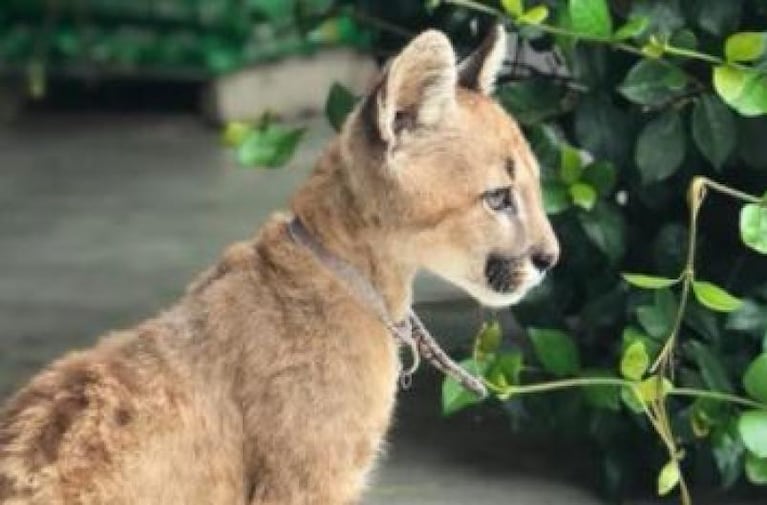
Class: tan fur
0,29,558,505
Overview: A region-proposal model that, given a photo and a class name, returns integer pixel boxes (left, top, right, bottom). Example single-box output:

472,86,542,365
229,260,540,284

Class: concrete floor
0,113,747,504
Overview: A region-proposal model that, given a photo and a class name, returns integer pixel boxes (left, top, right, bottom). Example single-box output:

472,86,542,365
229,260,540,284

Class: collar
287,217,487,398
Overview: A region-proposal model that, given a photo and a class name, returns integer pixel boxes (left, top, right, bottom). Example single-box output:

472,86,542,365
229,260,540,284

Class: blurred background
1,1,767,504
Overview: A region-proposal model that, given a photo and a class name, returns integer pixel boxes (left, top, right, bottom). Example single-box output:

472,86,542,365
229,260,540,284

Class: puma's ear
373,30,457,145
458,25,507,95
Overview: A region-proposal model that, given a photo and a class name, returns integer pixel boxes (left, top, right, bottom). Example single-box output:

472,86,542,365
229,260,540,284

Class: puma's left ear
458,25,507,95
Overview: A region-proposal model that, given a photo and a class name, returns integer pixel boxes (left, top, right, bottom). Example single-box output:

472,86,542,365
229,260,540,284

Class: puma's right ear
458,25,507,95
368,30,457,146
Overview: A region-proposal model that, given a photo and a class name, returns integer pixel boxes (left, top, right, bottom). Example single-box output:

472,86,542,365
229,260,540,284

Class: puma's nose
531,250,558,272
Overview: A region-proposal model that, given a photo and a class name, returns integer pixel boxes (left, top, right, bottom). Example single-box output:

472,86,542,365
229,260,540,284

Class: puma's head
336,27,560,308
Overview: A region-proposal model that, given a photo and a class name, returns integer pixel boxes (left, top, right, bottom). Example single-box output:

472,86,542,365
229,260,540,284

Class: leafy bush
231,0,767,502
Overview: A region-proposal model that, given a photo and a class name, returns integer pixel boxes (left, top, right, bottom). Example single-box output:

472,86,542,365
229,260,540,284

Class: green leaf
442,358,486,416
560,144,583,184
739,410,767,458
496,80,569,125
618,60,687,106
501,0,524,17
543,182,571,214
581,369,621,411
569,0,612,38
635,110,686,184
528,327,580,377
622,273,679,289
476,320,503,355
237,124,305,168
740,203,767,254
518,5,549,25
489,351,524,386
725,32,766,62
692,281,743,313
620,340,649,381
221,121,252,147
578,202,626,264
696,0,743,37
324,82,357,132
636,375,673,403
746,452,767,484
613,16,649,41
636,291,676,339
713,421,746,488
621,385,645,413
569,182,597,210
713,66,767,117
688,340,734,393
641,36,666,59
581,161,616,196
692,94,736,170
657,460,681,496
743,354,767,404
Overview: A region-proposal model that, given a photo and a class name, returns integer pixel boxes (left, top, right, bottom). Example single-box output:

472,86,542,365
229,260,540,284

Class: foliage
417,1,767,503
226,0,767,502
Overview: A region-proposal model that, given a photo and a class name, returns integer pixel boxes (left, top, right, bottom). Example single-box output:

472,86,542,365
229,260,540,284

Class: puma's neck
290,143,415,322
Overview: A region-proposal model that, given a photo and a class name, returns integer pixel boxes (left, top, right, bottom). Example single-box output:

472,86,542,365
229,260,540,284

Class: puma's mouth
484,254,524,293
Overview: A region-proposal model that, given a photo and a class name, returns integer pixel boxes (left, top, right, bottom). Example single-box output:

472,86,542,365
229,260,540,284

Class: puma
0,27,558,505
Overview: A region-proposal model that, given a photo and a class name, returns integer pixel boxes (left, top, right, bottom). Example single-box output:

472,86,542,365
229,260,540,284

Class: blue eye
483,187,516,212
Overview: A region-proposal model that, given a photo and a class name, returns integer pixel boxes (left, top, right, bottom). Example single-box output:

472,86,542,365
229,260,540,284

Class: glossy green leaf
519,5,549,25
569,0,612,38
622,273,679,289
635,111,686,184
618,60,687,106
743,354,767,404
476,320,503,355
714,66,767,117
725,32,766,62
641,36,666,58
613,16,649,40
543,182,571,214
570,182,597,210
496,80,569,125
746,452,767,484
237,124,305,168
740,203,767,254
739,410,767,458
713,421,746,488
636,375,673,403
491,351,524,385
324,82,357,132
528,327,580,377
620,340,649,381
697,0,743,36
578,202,626,264
560,144,583,184
581,369,621,411
657,460,681,496
581,161,616,196
442,358,486,416
692,94,736,170
692,281,743,312
688,340,734,393
501,0,524,17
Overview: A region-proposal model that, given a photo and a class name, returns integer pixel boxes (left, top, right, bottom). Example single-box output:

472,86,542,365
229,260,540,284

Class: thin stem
671,388,766,410
700,177,763,205
663,45,725,65
499,376,630,395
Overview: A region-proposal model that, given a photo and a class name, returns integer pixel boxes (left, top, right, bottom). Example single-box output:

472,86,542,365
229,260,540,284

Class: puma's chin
431,263,544,308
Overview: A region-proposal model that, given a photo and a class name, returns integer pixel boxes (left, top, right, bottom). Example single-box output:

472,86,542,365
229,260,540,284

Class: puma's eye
483,187,516,212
